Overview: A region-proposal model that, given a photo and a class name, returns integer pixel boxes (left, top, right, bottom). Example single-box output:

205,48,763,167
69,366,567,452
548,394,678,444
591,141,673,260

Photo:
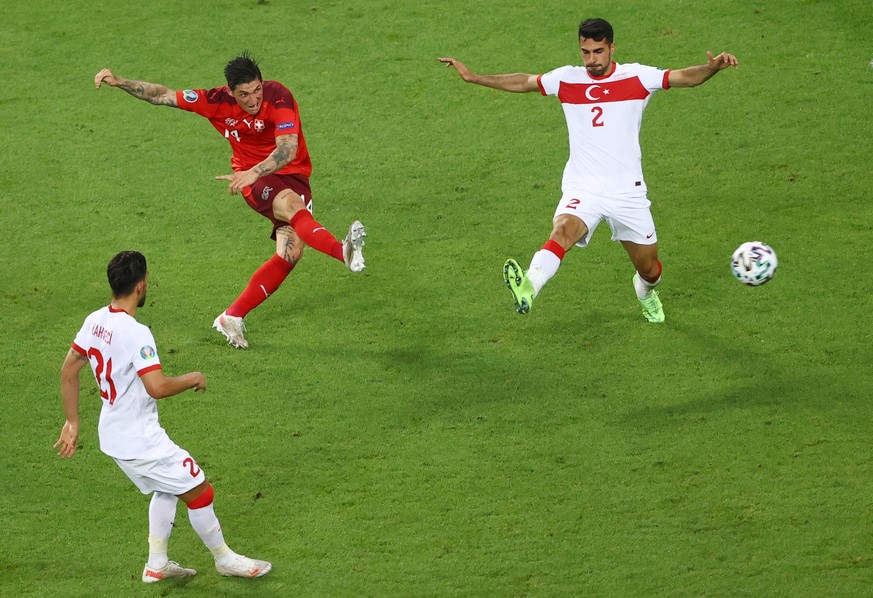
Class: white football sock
633,272,661,299
147,492,178,569
527,249,563,296
188,504,234,563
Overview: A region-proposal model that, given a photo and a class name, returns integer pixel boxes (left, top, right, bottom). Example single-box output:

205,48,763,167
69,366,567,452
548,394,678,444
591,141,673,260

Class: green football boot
503,258,535,314
637,288,665,323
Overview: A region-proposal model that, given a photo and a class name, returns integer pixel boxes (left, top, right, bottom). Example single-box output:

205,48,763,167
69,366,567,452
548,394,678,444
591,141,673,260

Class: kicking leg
504,214,587,314
273,190,366,271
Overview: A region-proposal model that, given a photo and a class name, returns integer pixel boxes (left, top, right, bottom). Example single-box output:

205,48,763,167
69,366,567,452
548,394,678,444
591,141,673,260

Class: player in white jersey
440,18,738,322
55,251,272,583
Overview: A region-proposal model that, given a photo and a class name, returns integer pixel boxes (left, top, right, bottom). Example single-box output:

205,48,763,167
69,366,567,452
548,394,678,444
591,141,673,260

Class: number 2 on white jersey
591,106,604,127
183,457,202,477
87,347,118,404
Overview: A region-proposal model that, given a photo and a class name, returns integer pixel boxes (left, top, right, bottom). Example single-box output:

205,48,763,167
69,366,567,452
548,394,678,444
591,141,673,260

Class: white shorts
554,191,657,248
114,444,206,495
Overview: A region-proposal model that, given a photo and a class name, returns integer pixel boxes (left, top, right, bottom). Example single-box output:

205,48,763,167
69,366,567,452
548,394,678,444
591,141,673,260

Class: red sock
542,240,566,260
289,210,344,262
226,254,294,318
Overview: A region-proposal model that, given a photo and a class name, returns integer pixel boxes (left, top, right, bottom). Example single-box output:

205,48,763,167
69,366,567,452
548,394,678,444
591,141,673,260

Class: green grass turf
2,0,872,595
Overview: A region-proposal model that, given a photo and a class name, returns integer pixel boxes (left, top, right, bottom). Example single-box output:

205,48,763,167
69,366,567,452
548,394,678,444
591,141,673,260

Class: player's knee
272,191,307,222
551,216,587,247
275,244,303,264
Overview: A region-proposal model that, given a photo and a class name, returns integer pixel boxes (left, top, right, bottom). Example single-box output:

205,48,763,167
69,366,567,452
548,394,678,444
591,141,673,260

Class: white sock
147,492,178,569
527,248,563,296
188,504,234,563
633,272,661,299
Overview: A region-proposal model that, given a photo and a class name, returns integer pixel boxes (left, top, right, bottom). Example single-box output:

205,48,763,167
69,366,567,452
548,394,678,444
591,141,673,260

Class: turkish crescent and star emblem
584,85,610,101
558,78,649,104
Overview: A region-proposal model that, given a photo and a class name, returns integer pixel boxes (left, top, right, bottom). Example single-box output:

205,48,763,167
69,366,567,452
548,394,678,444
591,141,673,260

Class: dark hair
107,251,147,297
224,52,263,90
578,18,614,43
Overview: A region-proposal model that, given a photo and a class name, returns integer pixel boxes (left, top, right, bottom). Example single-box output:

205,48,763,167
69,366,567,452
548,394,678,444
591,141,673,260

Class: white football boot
342,220,367,272
215,553,272,578
142,561,197,583
212,312,249,349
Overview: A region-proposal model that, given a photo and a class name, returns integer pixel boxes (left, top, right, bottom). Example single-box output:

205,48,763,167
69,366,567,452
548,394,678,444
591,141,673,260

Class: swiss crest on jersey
219,115,272,143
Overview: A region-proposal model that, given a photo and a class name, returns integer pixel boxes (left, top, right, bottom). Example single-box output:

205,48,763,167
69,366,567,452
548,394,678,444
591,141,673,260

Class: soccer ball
731,241,778,286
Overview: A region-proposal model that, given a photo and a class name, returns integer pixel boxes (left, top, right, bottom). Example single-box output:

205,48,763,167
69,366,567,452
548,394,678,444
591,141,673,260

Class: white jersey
537,62,670,197
72,306,175,460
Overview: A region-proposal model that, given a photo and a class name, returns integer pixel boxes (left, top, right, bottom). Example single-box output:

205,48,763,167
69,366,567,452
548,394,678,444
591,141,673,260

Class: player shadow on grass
619,318,806,423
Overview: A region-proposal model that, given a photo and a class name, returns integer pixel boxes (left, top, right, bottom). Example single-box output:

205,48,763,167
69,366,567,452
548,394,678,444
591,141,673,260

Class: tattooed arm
215,134,299,194
94,68,178,107
253,134,298,177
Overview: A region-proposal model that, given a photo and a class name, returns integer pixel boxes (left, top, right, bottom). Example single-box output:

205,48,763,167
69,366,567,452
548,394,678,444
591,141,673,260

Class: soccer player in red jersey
94,54,366,349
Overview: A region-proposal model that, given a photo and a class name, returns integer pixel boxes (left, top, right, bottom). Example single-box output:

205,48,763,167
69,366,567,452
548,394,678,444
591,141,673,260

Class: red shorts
242,173,313,239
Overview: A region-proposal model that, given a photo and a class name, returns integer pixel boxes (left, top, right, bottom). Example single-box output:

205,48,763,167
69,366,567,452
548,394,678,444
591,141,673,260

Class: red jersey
175,80,311,177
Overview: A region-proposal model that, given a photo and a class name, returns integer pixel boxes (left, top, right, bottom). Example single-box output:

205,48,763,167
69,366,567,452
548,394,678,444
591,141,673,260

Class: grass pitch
2,0,872,596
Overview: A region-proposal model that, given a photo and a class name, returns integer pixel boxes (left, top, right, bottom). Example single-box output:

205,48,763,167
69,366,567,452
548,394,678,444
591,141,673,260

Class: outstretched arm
94,68,178,106
140,368,207,400
55,348,88,458
668,51,739,88
438,57,539,93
